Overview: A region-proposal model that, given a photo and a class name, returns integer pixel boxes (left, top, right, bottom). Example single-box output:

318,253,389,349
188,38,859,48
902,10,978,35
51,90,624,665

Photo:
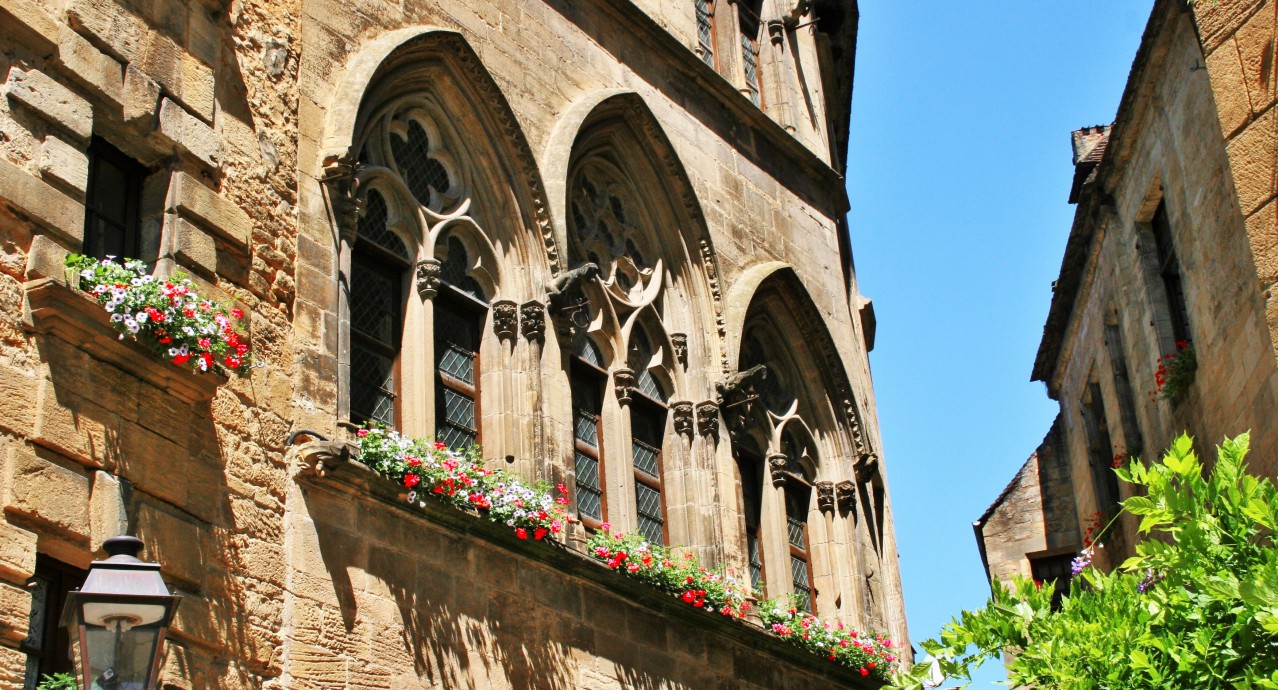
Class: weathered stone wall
989,0,1278,584
976,420,1079,585
0,0,903,688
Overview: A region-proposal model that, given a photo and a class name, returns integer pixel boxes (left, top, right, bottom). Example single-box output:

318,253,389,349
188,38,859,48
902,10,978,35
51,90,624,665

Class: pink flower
356,428,369,438
403,474,421,488
434,442,447,450
232,308,244,319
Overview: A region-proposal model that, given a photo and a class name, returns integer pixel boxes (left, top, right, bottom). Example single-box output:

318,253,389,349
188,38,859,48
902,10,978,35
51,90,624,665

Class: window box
22,278,227,403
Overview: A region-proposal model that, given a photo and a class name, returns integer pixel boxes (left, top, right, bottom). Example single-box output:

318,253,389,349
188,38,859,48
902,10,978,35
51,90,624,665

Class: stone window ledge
21,277,226,403
292,440,881,689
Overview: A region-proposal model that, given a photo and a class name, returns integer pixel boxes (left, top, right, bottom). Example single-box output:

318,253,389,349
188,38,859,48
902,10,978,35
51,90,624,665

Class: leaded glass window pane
791,555,812,612
633,439,660,478
351,264,398,342
636,482,664,542
439,343,475,385
741,32,760,105
391,119,451,207
359,189,409,260
575,452,603,520
351,347,395,425
747,532,763,593
695,0,715,66
787,515,806,551
440,388,477,449
574,337,604,367
575,409,599,448
637,368,665,401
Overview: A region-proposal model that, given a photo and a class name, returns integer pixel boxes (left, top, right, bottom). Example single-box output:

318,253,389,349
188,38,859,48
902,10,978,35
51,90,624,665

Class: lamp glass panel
80,623,160,690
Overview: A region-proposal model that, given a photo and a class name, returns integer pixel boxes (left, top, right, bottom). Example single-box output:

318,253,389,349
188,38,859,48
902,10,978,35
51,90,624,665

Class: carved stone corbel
767,18,786,45
321,158,364,245
835,480,856,513
520,300,546,341
492,300,518,341
671,333,688,369
716,364,768,439
671,401,694,438
816,481,835,513
416,258,442,300
613,368,636,406
768,453,789,487
696,401,720,438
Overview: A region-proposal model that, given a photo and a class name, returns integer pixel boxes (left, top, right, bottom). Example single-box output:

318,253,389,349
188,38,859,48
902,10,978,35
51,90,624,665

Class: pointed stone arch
320,27,561,293
546,90,726,377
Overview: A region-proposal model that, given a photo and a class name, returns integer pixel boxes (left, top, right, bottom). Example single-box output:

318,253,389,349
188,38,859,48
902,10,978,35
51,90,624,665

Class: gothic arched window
350,189,411,426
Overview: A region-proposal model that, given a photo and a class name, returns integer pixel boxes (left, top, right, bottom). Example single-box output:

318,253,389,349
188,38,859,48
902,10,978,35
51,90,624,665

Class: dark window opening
695,0,717,67
83,138,145,260
350,190,409,427
1030,553,1075,611
22,556,87,690
435,292,484,450
1151,201,1191,344
736,447,766,596
738,2,763,106
1082,382,1121,514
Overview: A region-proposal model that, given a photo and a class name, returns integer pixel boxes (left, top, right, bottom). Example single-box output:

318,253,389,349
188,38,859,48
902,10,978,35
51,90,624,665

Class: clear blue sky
845,1,1151,685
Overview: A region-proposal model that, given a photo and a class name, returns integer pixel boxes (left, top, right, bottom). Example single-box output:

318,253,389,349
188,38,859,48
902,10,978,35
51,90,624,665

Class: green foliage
893,433,1278,690
35,673,77,690
1153,343,1196,401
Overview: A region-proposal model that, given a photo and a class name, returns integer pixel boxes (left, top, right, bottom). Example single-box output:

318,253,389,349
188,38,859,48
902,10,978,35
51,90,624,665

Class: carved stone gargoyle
854,452,880,484
286,430,356,480
715,364,768,439
546,262,600,333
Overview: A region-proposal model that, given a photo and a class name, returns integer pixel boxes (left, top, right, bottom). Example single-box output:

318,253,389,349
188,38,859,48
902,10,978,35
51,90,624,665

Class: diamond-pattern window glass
791,555,812,612
575,410,599,448
351,347,395,425
574,337,604,368
637,369,665,402
439,421,476,450
636,482,664,542
787,515,806,551
351,263,397,342
439,344,475,385
575,452,603,520
695,0,715,66
391,119,451,208
359,189,410,260
440,388,476,449
747,532,764,593
741,32,761,105
633,440,660,478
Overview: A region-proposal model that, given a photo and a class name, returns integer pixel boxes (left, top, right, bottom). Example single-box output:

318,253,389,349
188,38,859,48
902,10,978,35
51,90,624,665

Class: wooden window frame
738,1,765,108
434,285,486,450
83,137,145,260
630,389,670,545
784,476,816,614
572,355,609,531
349,240,410,428
695,0,718,69
736,446,767,597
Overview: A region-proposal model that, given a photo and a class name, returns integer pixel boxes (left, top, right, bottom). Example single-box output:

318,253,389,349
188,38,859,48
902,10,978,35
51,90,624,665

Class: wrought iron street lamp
60,536,181,690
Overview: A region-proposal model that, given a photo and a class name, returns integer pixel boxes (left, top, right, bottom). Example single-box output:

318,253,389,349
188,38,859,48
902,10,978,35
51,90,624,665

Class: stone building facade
0,0,907,688
978,0,1278,583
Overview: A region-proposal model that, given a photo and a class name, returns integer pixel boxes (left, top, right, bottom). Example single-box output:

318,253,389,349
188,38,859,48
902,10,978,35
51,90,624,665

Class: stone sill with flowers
22,255,253,403
47,258,898,686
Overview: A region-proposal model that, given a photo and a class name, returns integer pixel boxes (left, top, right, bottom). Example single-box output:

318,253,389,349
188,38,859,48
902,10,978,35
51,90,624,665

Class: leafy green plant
35,673,77,690
893,433,1278,690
